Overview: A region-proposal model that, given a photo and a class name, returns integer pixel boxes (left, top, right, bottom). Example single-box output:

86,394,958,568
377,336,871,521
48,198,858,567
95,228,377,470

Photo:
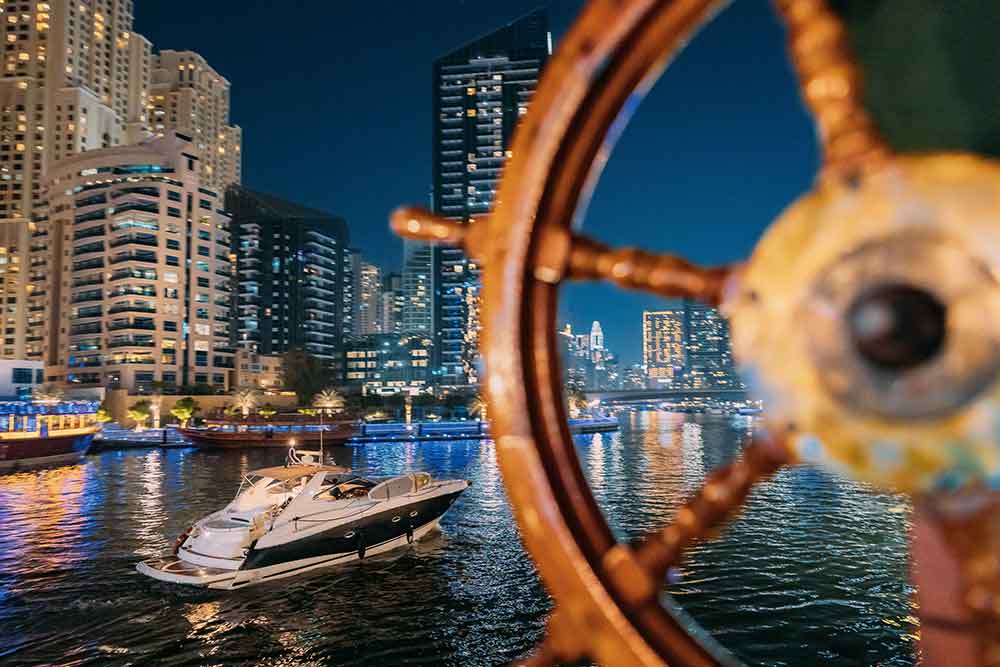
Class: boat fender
406,519,414,544
356,530,366,560
172,525,193,555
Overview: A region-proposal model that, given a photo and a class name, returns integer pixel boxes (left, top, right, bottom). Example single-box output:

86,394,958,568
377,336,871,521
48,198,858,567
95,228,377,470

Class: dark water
0,412,916,666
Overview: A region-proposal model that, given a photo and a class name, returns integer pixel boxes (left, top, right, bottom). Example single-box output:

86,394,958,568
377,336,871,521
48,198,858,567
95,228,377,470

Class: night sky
135,0,819,365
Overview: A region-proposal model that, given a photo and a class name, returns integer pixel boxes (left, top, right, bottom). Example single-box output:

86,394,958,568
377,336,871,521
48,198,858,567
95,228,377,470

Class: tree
313,388,345,416
283,348,330,405
468,396,487,422
95,399,113,424
567,388,588,419
170,397,199,428
32,384,65,405
127,400,152,432
231,388,259,418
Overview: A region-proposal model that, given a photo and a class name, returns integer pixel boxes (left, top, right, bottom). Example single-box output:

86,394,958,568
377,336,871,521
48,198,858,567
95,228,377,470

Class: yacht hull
138,520,442,589
137,487,466,589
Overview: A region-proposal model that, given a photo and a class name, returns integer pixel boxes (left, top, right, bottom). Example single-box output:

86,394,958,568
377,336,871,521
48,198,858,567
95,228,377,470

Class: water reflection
0,413,914,666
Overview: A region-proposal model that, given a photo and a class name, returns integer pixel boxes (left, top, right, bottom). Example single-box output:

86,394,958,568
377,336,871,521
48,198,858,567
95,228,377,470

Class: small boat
0,400,99,471
137,449,470,589
179,416,357,449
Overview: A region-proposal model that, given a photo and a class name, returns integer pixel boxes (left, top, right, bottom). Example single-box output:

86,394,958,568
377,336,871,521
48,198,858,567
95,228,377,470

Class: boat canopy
250,464,350,481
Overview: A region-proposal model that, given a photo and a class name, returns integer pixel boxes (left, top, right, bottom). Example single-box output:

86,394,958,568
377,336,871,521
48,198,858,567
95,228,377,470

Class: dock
92,417,621,450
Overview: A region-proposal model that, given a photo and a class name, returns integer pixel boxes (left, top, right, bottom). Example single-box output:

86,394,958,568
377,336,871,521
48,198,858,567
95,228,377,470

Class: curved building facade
33,133,235,391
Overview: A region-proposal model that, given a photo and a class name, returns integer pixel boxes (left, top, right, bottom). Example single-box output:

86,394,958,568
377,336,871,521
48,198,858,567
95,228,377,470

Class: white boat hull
138,519,442,590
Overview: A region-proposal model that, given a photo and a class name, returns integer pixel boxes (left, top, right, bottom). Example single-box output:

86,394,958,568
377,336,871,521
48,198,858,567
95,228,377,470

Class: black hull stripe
242,490,464,571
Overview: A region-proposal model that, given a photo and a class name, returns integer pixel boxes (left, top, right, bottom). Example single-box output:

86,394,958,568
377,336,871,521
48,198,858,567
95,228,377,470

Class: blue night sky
135,0,819,365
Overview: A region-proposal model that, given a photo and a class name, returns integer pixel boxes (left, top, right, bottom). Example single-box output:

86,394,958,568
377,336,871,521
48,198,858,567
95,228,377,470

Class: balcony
110,251,157,265
73,242,105,256
107,339,155,349
72,274,104,288
107,303,156,315
71,291,103,304
108,321,156,332
110,269,157,282
109,235,158,249
72,258,105,272
70,324,102,336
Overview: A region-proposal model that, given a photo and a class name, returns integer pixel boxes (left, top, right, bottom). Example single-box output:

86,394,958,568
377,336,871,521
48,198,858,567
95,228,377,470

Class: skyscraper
431,9,550,387
351,254,382,335
401,238,432,335
643,310,684,386
39,134,235,391
0,1,153,359
381,272,404,334
642,303,742,390
147,51,242,192
590,320,605,365
682,300,741,390
227,187,350,365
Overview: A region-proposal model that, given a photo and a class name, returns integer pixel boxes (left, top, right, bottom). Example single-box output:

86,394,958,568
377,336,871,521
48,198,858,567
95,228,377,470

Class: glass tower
431,9,550,387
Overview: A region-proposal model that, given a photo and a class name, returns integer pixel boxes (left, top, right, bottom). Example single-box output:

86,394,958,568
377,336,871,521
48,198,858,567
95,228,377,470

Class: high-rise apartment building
227,187,350,365
682,300,741,390
0,1,155,361
643,310,684,386
348,251,381,335
401,239,432,335
0,222,27,358
381,272,403,334
642,303,742,390
431,9,550,387
147,51,242,192
0,5,240,361
35,133,236,391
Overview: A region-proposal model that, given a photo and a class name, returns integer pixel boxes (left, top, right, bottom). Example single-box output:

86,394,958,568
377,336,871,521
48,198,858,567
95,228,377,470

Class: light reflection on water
0,413,914,666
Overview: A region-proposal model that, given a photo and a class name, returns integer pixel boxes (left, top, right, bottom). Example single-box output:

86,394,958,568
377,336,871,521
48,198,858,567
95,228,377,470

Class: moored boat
179,415,357,449
0,400,99,471
137,448,470,588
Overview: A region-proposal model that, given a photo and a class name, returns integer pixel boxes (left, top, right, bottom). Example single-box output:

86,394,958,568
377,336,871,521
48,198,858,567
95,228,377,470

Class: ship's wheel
393,1,1000,665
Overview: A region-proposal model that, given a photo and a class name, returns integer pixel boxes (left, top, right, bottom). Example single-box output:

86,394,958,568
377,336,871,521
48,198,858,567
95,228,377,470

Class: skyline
134,0,821,365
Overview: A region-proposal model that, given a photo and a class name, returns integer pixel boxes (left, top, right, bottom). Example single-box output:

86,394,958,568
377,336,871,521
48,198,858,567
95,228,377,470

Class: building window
195,351,208,367
12,367,32,383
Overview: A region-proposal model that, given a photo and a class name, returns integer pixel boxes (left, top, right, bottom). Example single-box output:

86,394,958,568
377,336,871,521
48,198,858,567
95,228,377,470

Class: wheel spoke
913,496,1000,665
391,207,734,307
633,434,790,580
562,234,733,307
773,0,890,176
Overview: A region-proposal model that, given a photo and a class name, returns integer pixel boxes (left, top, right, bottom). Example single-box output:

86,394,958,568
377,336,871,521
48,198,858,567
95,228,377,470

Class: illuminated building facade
349,251,382,335
37,133,235,391
643,310,684,386
682,300,741,390
147,50,242,192
342,333,433,395
0,0,153,359
381,272,403,334
643,303,742,390
431,9,550,387
401,239,432,335
226,187,350,365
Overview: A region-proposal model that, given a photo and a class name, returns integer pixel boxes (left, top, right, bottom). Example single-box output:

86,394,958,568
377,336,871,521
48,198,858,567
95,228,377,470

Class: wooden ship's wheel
393,1,1000,664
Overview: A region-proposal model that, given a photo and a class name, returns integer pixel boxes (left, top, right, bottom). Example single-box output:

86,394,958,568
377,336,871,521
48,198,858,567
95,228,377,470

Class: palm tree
170,397,199,428
231,388,259,418
468,396,488,423
32,384,64,405
128,400,152,432
95,399,113,424
312,388,345,415
312,388,345,461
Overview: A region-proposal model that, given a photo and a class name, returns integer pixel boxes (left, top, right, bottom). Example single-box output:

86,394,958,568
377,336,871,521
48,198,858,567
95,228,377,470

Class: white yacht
137,450,470,589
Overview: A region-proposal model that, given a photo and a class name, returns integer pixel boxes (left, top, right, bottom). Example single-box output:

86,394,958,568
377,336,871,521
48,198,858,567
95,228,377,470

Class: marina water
0,412,915,666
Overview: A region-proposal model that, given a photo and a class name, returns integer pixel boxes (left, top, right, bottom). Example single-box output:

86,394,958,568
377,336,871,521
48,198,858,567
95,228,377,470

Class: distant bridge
584,388,748,404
